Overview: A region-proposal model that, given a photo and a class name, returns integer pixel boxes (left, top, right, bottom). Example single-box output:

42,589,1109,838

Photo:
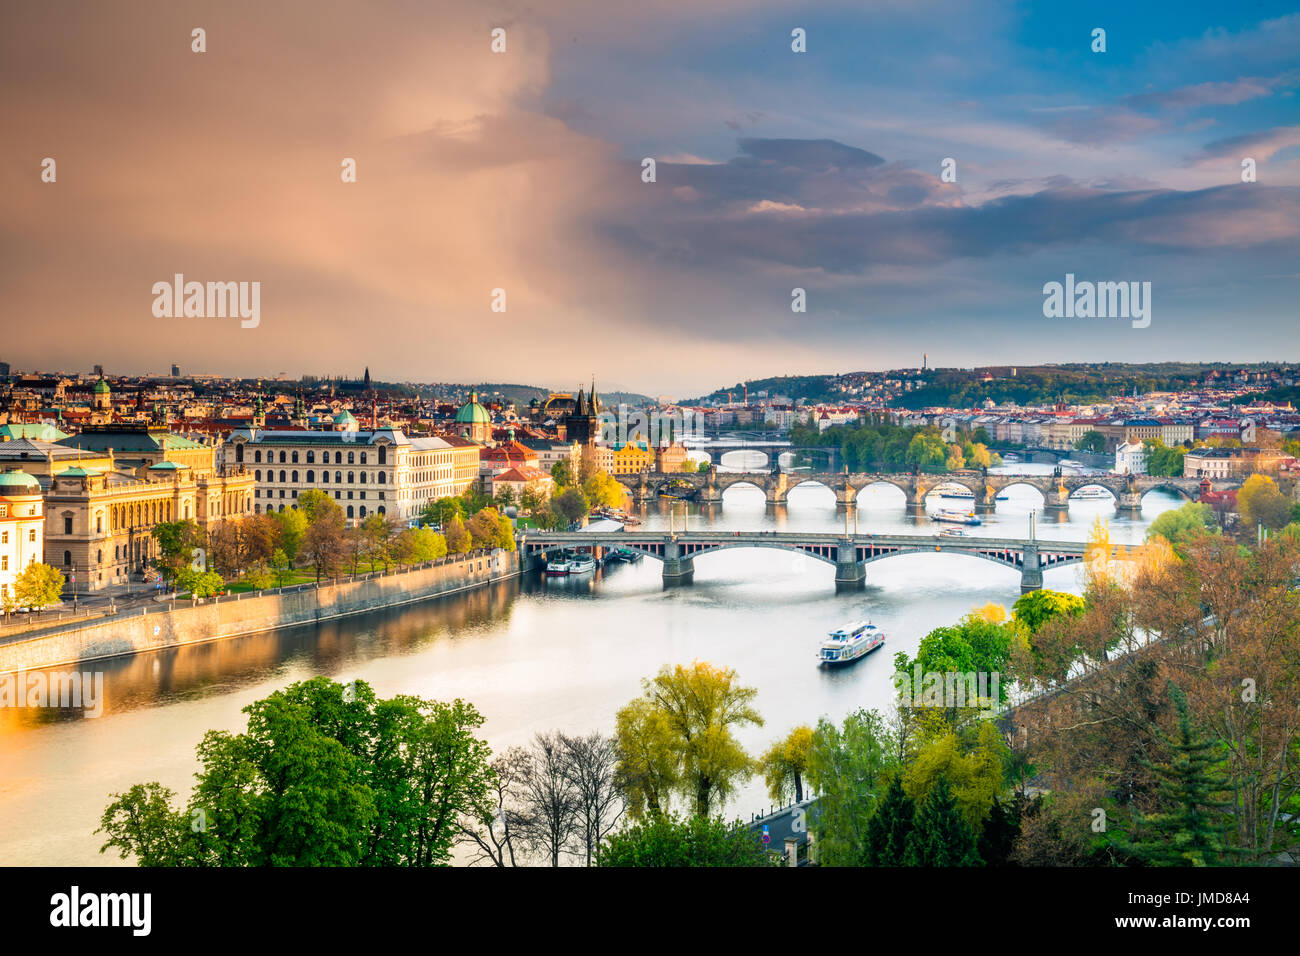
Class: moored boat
931,509,982,525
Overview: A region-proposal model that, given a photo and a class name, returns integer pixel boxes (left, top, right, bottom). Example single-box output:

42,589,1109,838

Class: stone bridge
523,530,1121,593
614,468,1236,518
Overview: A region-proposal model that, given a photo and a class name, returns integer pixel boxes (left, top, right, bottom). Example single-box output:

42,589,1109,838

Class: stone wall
0,549,524,672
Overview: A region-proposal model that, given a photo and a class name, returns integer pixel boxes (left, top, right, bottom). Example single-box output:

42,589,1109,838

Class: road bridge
614,468,1235,519
522,530,1122,593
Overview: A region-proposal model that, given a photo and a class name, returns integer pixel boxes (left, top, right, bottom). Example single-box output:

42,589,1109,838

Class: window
1,557,6,571
347,505,354,518
255,470,262,481
322,471,329,483
97,549,103,563
378,471,386,484
292,451,299,463
360,452,367,465
348,471,355,484
347,491,354,499
235,444,244,463
307,470,315,482
307,451,315,464
292,471,299,483
377,506,385,515
280,470,286,482
360,472,367,484
335,452,342,464
335,471,342,484
63,551,71,566
279,451,286,464
359,506,367,517
348,451,355,465
64,516,73,534
1,532,7,543
254,450,262,463
378,445,387,464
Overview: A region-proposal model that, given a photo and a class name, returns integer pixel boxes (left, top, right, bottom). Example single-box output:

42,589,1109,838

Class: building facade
0,470,44,609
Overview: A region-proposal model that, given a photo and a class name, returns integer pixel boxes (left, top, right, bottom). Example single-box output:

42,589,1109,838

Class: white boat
938,489,975,499
931,509,982,526
1071,487,1113,500
819,621,886,666
545,553,573,575
939,527,967,537
567,552,596,573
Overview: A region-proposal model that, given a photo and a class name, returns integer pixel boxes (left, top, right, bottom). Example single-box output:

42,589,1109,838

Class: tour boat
939,489,975,499
545,552,573,575
939,527,967,537
931,509,982,525
818,621,886,666
1071,487,1113,500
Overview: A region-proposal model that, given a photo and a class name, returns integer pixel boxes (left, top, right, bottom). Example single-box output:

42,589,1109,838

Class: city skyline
3,1,1299,393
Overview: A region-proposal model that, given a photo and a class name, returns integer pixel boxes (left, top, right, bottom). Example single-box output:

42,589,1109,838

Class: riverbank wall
0,548,527,673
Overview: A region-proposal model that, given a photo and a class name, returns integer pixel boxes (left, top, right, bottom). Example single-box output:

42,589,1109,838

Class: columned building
0,470,44,608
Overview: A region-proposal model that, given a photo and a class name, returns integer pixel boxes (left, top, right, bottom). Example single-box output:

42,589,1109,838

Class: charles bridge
613,467,1238,519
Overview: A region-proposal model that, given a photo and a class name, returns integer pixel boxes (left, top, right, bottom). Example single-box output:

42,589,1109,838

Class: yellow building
609,442,653,475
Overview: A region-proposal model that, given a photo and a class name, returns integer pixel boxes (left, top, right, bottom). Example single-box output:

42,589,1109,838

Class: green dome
0,469,41,493
455,392,490,424
92,379,110,394
333,410,358,425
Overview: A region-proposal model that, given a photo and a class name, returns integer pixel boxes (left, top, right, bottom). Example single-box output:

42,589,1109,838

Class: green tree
905,431,948,472
420,496,463,529
550,459,575,489
759,725,814,804
551,487,589,525
14,561,65,612
613,697,679,820
864,774,916,865
176,566,224,599
1145,501,1218,555
443,516,472,554
1122,685,1234,866
466,507,514,551
269,508,308,563
620,662,762,818
596,813,773,867
583,471,625,509
1075,431,1107,454
1012,588,1085,634
805,708,898,866
905,774,982,866
99,678,495,867
150,519,205,583
296,489,334,525
302,501,347,581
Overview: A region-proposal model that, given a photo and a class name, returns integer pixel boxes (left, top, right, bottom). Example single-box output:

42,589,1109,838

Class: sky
1,0,1298,397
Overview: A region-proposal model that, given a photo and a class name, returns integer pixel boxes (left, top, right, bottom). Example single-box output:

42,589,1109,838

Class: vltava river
0,459,1181,865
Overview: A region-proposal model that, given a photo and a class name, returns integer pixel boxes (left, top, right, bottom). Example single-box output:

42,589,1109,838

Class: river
0,459,1181,865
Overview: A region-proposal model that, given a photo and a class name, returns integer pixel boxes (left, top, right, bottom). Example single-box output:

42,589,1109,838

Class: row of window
240,447,388,465
255,503,385,519
256,489,383,500
0,530,37,544
256,470,389,485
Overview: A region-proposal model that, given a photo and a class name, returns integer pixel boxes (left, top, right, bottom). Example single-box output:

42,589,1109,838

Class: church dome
456,392,491,425
92,378,110,395
0,469,41,494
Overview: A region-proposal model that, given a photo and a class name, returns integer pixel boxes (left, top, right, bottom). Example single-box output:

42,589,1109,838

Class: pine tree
977,797,1021,867
1126,685,1234,866
865,775,916,865
905,775,982,866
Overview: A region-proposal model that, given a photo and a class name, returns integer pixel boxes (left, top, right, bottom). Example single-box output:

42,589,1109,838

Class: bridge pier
662,540,694,586
974,486,997,515
834,484,858,511
1115,492,1143,518
905,489,927,517
1043,487,1070,519
835,540,865,590
1019,543,1042,593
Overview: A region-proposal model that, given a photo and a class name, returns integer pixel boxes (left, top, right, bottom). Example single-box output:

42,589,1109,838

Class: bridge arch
852,478,911,499
679,541,840,565
1138,482,1198,502
993,479,1049,504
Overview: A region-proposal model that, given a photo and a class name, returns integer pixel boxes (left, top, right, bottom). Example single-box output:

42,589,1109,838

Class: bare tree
458,747,529,867
560,731,625,866
515,732,581,866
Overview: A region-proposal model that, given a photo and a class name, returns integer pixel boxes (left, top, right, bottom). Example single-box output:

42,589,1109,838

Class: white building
0,470,46,609
221,428,480,524
1114,441,1148,475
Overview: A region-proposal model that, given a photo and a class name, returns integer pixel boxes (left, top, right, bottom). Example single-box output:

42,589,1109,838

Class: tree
759,725,814,804
1145,501,1219,555
492,485,517,510
595,813,772,867
1237,473,1291,532
269,508,307,564
559,731,624,866
905,431,947,472
864,775,916,865
296,489,334,525
361,512,398,570
613,697,679,820
805,708,898,866
99,678,495,867
420,496,463,529
176,567,224,599
635,662,763,817
270,548,292,587
582,471,625,509
150,520,205,583
1075,431,1106,454
466,507,513,551
14,561,65,613
514,732,581,866
459,747,529,867
302,502,347,581
977,796,1022,867
396,526,447,564
905,774,982,866
1121,685,1234,866
443,516,472,554
550,459,574,489
551,487,589,525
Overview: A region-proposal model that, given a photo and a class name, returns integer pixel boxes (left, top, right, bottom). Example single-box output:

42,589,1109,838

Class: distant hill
686,374,842,405
418,382,654,407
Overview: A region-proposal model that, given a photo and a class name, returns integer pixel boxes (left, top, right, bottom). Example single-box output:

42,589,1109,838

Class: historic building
222,427,481,524
454,392,492,444
0,470,44,609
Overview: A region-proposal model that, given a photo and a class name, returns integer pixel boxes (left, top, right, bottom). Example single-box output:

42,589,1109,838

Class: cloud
1187,125,1300,165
